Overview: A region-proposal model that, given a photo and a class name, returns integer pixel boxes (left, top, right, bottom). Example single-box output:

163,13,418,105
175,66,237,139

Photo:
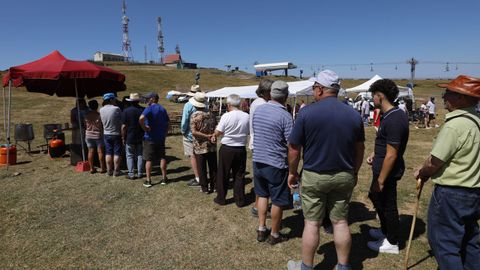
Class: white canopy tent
345,74,414,101
206,80,315,116
205,80,314,99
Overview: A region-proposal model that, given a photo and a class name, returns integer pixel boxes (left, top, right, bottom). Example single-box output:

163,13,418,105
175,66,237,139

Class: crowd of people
71,71,479,270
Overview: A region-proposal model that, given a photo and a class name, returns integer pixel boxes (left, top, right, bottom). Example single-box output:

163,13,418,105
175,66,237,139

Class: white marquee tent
205,80,314,99
345,75,414,100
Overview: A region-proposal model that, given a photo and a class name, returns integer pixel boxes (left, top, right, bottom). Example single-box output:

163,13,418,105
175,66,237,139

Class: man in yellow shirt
415,75,480,270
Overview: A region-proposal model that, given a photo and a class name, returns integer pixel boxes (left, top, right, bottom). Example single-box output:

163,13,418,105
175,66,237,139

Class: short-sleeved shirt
372,107,409,179
248,97,267,150
142,103,169,143
431,107,480,188
181,101,197,141
216,109,249,147
84,111,103,140
289,97,365,173
122,105,144,144
99,104,122,136
190,111,217,154
252,101,293,169
427,101,435,114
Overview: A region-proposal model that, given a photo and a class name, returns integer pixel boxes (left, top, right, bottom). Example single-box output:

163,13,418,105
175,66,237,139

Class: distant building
164,53,197,69
254,62,297,77
93,52,125,62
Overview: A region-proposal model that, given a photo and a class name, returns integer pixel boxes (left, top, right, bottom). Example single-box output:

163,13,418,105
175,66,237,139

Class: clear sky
1,0,479,79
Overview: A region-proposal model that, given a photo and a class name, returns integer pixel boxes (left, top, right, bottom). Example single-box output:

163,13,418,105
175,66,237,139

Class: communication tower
157,17,165,64
122,0,133,62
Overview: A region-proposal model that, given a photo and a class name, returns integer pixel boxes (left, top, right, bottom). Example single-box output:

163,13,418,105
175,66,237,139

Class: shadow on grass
348,201,377,224
398,214,427,250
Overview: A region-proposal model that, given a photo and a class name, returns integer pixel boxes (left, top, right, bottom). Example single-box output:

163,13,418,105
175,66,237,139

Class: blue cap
103,93,116,101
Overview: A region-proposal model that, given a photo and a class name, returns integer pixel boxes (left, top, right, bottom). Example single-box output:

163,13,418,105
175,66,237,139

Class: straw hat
126,93,141,102
187,85,201,97
189,92,206,108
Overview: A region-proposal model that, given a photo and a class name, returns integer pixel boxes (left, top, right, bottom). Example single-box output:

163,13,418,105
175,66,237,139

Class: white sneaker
368,228,385,240
287,260,302,270
367,238,399,254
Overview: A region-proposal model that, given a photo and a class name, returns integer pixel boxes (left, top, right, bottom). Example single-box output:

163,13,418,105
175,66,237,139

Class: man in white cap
121,93,145,180
181,84,202,187
287,70,365,270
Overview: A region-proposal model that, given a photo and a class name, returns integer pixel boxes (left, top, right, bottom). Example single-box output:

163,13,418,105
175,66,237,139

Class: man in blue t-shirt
366,79,409,255
139,92,170,188
121,93,145,180
287,70,365,270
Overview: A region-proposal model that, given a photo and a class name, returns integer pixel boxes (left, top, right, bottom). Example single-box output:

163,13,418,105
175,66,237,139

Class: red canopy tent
2,50,126,166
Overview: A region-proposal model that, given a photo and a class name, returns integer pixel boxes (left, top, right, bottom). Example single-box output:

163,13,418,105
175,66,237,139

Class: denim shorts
86,138,104,148
253,162,290,207
104,135,122,156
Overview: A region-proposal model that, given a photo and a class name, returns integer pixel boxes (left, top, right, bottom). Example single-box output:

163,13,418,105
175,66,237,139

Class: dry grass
0,66,452,269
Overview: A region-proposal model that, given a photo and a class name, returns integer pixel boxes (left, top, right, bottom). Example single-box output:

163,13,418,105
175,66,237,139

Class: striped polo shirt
252,101,293,169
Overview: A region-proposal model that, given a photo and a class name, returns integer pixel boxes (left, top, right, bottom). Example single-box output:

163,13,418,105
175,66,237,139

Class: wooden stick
404,179,425,270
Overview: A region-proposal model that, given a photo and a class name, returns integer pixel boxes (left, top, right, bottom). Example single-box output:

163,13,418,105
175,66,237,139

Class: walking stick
404,179,425,270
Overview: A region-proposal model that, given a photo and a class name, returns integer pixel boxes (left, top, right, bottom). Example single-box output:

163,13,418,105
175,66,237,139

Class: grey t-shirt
100,104,122,136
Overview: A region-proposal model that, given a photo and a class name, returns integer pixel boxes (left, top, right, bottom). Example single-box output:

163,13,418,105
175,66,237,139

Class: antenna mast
122,0,133,62
157,17,165,64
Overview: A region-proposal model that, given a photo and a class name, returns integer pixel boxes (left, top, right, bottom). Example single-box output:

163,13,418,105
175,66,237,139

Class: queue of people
73,72,479,270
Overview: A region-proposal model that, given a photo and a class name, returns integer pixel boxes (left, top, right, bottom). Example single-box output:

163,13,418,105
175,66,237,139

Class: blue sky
1,0,479,79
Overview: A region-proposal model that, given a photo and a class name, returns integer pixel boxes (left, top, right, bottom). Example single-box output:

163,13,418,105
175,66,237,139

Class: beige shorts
183,138,194,156
301,170,355,221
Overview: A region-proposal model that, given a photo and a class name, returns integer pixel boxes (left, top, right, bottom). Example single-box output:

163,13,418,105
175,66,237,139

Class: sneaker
256,228,270,242
160,178,167,185
187,179,200,187
367,238,399,254
435,124,440,128
287,260,303,270
113,171,121,177
267,233,288,245
143,179,152,188
126,175,136,180
368,228,385,240
107,170,113,176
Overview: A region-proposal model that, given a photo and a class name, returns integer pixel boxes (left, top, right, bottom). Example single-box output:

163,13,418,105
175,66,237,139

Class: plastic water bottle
292,184,302,210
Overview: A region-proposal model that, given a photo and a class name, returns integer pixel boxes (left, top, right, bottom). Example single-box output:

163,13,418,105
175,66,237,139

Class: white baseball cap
309,69,341,89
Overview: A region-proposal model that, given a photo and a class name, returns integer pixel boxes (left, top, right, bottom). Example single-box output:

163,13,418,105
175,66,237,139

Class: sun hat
189,92,206,108
309,69,341,89
143,92,159,99
103,93,116,101
437,75,480,98
270,80,289,100
187,85,201,97
126,93,141,102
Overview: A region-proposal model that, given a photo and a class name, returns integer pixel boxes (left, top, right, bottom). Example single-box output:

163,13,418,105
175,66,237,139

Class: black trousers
215,144,246,207
368,175,400,245
195,151,217,192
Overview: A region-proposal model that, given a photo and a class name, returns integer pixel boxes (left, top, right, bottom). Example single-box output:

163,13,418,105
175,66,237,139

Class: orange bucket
0,145,17,165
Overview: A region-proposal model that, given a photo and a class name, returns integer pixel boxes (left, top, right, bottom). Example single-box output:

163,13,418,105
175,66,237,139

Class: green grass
0,65,451,269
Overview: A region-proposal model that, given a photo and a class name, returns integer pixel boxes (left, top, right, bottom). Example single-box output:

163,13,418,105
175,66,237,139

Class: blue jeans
428,185,480,270
125,143,144,177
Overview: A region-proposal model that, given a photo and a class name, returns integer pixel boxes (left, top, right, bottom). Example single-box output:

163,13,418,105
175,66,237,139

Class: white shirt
362,100,370,115
217,109,250,146
248,98,267,149
398,103,407,113
427,100,435,114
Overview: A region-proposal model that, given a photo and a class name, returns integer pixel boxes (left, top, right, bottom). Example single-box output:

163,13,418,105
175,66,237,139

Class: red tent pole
74,79,86,161
3,86,6,133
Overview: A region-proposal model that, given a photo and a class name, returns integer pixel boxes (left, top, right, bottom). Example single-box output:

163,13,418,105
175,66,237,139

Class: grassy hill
0,64,452,269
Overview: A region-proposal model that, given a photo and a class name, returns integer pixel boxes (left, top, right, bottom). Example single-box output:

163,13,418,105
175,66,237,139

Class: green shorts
301,170,355,221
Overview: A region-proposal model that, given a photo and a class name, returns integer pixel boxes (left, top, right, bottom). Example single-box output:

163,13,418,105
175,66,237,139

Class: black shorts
142,140,166,161
429,113,435,120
